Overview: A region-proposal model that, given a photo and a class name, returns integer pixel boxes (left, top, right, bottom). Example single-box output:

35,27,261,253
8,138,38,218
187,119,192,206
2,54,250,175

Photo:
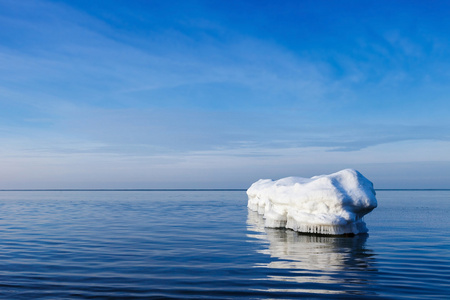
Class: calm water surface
0,190,448,299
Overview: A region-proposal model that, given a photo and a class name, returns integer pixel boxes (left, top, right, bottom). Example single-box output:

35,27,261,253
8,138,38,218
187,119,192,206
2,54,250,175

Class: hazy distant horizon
1,188,450,191
1,161,449,190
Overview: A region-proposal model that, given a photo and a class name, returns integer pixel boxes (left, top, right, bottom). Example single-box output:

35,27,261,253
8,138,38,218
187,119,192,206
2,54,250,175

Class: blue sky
0,0,449,188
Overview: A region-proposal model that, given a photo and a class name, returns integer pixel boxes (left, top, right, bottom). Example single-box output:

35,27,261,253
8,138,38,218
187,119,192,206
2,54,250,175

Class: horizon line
0,188,449,192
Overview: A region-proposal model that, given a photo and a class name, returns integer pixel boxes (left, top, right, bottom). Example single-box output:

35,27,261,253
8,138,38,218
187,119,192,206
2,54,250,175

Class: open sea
0,189,448,299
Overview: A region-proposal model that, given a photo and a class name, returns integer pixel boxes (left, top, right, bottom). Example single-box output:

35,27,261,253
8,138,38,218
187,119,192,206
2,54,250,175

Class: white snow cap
247,169,377,235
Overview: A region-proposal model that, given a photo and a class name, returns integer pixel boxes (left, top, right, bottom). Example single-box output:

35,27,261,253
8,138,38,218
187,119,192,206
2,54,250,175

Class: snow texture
247,169,377,235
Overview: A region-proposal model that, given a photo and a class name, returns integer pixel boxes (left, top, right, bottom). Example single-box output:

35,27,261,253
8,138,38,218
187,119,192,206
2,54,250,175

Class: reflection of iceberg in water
247,210,378,295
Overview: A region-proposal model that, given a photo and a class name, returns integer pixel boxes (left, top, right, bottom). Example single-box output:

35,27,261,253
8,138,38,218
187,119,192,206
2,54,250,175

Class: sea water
0,190,448,299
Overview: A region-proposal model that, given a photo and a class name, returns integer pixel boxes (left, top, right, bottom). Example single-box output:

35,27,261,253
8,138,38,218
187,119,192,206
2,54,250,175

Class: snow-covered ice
247,169,377,235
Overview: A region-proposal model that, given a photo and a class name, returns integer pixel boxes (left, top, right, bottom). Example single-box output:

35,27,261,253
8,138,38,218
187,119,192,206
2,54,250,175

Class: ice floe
247,169,377,235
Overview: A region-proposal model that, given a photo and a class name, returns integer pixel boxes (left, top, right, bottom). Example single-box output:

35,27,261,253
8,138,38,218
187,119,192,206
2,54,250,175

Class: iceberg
247,169,377,235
